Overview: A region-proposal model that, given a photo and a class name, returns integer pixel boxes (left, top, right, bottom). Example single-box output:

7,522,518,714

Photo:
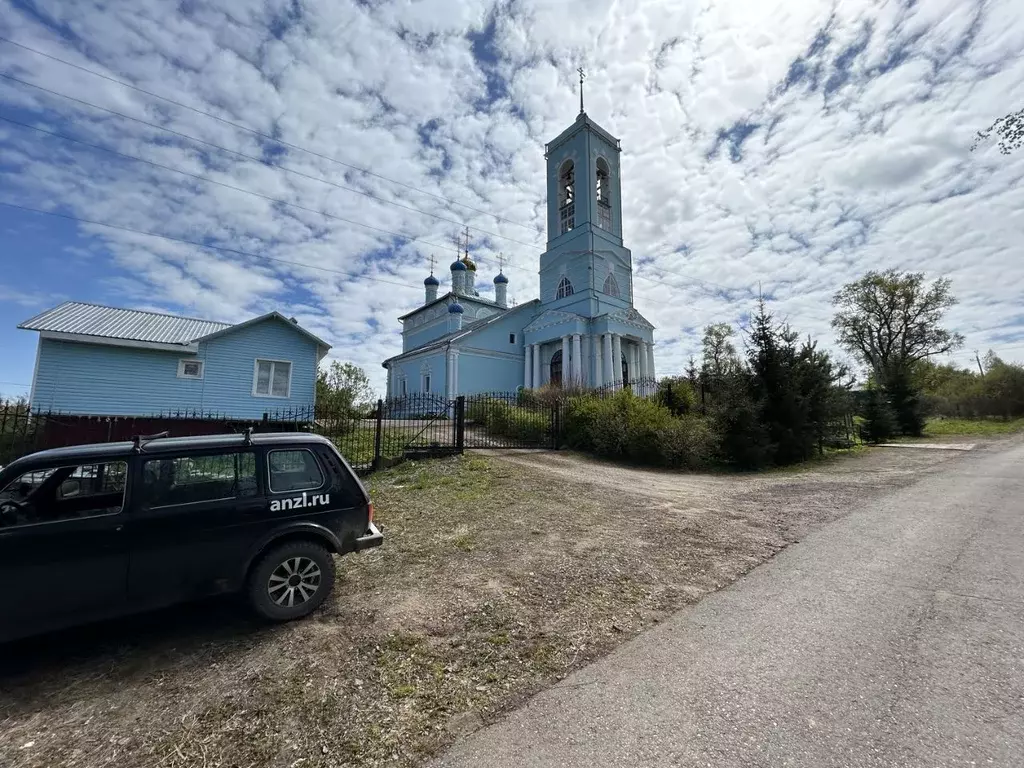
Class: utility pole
975,350,986,376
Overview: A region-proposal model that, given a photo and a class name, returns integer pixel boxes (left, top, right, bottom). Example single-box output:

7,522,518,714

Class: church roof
397,291,499,321
545,112,621,156
383,300,540,366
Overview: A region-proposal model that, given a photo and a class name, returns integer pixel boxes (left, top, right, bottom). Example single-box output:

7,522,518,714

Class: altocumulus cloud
0,0,1022,396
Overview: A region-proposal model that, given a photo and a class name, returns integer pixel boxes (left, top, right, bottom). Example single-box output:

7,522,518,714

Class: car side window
268,450,325,493
141,452,258,508
0,461,127,529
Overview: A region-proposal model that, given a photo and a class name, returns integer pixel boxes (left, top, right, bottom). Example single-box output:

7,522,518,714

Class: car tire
246,540,336,621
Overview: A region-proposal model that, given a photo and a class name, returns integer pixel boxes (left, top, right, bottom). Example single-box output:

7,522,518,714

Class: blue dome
493,272,509,284
450,259,468,271
448,302,465,314
424,274,440,286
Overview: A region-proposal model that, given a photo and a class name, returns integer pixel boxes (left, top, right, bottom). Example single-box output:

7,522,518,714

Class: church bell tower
538,75,633,313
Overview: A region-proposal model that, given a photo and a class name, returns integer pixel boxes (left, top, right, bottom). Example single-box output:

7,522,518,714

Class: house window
401,379,407,397
603,273,620,298
596,157,612,231
253,359,292,398
556,276,574,299
559,160,575,234
177,359,204,379
509,333,516,344
424,375,431,393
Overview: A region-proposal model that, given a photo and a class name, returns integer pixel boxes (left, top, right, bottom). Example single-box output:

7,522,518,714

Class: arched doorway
550,350,563,387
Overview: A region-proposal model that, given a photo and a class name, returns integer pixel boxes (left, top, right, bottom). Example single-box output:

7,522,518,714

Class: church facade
382,109,657,399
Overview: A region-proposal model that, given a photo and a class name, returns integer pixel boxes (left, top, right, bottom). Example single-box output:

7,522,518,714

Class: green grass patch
923,417,1024,436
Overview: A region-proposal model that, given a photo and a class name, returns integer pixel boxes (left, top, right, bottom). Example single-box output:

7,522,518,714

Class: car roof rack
132,431,170,453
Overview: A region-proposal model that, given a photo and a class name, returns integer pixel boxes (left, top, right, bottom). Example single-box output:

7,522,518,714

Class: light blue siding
30,317,319,419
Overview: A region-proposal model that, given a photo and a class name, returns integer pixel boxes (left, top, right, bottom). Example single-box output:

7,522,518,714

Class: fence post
455,396,466,454
551,400,560,449
373,399,384,470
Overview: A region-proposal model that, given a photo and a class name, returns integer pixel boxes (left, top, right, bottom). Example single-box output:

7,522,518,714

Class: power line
0,200,436,292
0,114,464,255
0,35,540,234
0,58,765,296
0,72,544,251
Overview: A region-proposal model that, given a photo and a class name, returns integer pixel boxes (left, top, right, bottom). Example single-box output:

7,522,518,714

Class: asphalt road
432,440,1024,768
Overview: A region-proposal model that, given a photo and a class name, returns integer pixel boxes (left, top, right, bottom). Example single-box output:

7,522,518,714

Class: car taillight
367,502,374,523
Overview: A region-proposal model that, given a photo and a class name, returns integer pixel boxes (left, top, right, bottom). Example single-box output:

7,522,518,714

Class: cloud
1,0,1023,393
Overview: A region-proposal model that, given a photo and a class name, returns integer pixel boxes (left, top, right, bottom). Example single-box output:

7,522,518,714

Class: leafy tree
971,107,1024,155
832,270,963,435
316,361,374,417
701,323,740,380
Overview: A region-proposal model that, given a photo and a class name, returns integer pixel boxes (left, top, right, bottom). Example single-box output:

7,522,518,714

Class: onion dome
493,272,509,284
424,274,440,286
450,259,467,271
448,302,465,314
461,255,477,272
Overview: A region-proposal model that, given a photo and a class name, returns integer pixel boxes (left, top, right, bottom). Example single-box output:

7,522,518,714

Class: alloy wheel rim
267,556,322,607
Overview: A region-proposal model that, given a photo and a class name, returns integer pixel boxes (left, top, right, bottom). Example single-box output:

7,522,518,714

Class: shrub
657,377,698,416
564,390,714,469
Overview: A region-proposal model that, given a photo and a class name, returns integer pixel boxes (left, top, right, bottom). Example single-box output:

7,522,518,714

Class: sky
1,0,1023,400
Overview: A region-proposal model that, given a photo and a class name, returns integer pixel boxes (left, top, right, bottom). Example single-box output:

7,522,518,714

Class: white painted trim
28,337,42,408
177,358,205,379
39,330,198,353
252,358,293,399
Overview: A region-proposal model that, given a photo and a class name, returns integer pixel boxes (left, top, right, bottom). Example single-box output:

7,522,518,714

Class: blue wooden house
18,302,330,419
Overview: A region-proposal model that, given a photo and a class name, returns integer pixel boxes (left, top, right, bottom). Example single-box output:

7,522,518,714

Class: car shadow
0,597,272,690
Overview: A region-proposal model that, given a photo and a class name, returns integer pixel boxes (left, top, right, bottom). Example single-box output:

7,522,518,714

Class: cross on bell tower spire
578,67,586,114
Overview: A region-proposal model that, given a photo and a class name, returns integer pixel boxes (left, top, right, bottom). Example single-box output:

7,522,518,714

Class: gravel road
434,439,1024,768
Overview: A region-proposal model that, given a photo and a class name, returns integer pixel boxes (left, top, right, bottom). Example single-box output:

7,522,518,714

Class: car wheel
247,540,336,621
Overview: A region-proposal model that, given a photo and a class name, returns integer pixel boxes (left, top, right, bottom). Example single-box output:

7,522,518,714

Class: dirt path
0,445,980,768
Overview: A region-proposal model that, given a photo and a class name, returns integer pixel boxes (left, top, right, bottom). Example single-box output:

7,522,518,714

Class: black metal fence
0,381,860,474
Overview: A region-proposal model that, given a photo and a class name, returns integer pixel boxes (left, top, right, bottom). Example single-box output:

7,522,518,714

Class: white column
524,344,533,389
592,335,601,388
445,353,453,398
561,335,571,386
639,342,650,393
632,344,641,393
571,334,582,384
452,352,459,396
602,333,614,389
532,344,542,388
647,343,656,382
611,333,623,388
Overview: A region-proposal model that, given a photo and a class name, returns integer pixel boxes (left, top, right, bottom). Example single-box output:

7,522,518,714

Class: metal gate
461,392,557,449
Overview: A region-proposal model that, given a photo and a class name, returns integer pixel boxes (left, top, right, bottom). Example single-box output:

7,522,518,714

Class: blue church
382,107,657,399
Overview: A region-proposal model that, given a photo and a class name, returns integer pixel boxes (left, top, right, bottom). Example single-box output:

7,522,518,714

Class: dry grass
0,447,964,768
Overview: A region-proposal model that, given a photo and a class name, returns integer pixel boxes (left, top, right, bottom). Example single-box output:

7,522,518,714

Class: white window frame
252,358,293,399
177,358,204,380
556,276,574,300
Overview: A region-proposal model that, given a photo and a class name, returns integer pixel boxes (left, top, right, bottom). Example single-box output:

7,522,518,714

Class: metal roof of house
18,301,232,344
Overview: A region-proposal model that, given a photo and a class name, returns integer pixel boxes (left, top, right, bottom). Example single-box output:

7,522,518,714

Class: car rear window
142,452,258,508
268,449,324,493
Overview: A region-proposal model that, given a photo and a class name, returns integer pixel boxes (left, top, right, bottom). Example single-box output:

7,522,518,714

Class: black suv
0,432,382,642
